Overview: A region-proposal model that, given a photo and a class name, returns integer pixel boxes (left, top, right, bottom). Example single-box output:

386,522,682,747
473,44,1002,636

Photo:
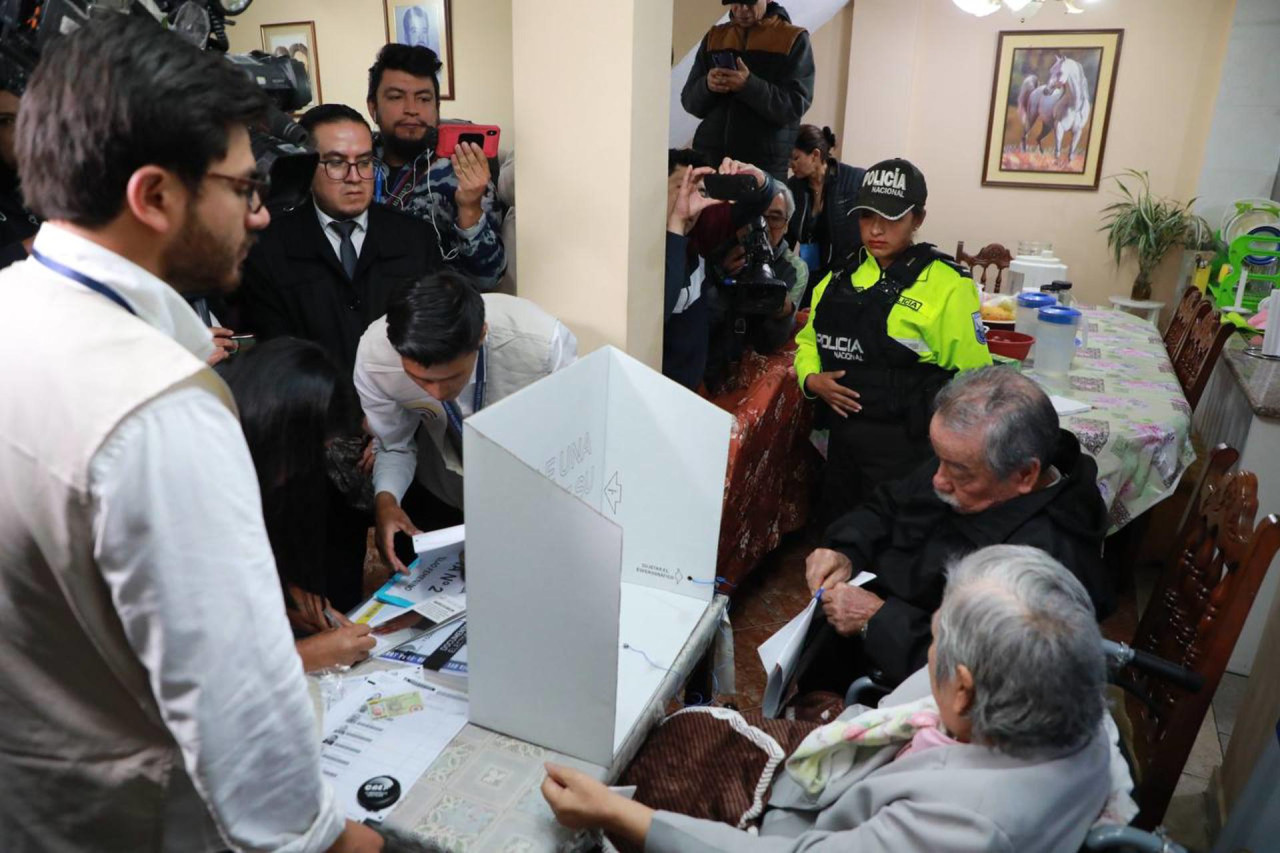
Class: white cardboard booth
464,346,732,766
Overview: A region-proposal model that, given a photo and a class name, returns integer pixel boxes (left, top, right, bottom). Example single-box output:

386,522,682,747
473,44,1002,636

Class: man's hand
667,165,719,236
451,141,491,230
297,624,376,671
707,57,750,94
804,371,862,417
207,326,238,367
821,584,885,637
805,547,853,594
325,820,384,852
357,436,376,477
717,156,766,189
375,491,421,575
721,243,747,275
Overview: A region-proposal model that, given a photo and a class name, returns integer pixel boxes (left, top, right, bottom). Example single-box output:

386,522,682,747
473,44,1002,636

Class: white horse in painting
1016,55,1092,163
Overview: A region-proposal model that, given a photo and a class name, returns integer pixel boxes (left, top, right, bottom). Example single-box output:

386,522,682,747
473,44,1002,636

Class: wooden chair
1162,286,1203,362
1122,448,1279,828
955,241,1012,294
1172,305,1235,410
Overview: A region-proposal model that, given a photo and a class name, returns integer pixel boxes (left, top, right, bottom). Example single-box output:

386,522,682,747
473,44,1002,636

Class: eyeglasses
764,212,789,227
320,158,379,181
206,171,270,214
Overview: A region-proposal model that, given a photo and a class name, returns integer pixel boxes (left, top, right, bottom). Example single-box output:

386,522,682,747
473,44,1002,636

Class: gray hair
934,545,1105,757
933,366,1059,479
774,183,796,222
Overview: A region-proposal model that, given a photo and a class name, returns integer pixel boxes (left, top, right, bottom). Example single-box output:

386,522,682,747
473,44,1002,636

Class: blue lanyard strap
442,345,487,436
31,248,138,317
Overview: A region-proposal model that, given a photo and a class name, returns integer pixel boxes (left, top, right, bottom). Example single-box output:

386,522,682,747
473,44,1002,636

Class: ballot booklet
374,524,466,626
758,572,876,718
379,619,469,691
319,670,468,823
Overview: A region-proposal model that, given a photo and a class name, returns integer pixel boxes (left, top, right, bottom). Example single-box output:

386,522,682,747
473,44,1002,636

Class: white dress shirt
315,201,369,259
33,226,345,852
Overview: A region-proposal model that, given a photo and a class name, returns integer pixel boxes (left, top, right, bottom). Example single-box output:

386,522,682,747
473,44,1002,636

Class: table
1029,308,1196,532
313,594,731,852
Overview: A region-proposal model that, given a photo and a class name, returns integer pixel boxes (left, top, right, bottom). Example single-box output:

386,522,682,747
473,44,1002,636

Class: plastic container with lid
1008,245,1068,297
1035,306,1082,378
1015,292,1056,360
1041,280,1074,307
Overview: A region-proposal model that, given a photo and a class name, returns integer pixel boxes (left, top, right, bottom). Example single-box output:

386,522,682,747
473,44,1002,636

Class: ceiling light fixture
953,0,1100,17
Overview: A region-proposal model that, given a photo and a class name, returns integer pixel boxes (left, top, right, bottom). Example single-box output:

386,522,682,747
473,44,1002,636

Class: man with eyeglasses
0,14,381,853
237,103,442,375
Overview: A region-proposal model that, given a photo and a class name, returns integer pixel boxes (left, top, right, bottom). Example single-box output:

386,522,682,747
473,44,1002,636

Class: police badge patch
972,312,988,345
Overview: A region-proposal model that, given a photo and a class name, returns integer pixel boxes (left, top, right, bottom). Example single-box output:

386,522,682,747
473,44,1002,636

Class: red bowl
986,329,1034,360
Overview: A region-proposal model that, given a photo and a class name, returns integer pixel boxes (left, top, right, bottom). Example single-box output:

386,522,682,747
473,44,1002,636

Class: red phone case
436,124,501,159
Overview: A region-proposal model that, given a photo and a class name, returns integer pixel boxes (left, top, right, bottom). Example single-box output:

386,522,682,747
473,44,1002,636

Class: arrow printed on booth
605,471,622,514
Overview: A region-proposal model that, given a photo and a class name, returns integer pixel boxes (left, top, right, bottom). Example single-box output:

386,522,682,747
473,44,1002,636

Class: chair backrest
1172,305,1235,410
1163,286,1203,361
955,241,1012,294
1124,452,1279,828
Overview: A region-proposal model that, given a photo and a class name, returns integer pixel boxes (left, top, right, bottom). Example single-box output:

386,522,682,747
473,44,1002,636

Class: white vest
360,293,563,507
0,258,235,851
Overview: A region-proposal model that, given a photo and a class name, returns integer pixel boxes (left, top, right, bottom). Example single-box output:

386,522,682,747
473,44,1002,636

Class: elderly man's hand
805,547,853,594
717,156,766,188
821,584,885,637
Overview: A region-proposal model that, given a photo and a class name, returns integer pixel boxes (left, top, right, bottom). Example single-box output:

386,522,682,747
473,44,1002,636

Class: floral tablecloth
1027,308,1196,532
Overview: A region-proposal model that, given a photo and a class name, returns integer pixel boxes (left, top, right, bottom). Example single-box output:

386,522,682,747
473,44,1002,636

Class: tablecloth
710,342,819,589
1029,308,1196,532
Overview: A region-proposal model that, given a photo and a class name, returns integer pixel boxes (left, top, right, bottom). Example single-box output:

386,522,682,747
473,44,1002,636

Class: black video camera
0,0,318,213
724,216,787,316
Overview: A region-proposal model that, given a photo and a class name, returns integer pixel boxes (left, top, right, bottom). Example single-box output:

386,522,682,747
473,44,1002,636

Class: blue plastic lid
1038,306,1082,325
1017,292,1056,307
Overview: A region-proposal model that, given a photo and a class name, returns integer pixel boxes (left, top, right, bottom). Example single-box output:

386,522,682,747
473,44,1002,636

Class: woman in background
218,337,376,671
786,125,864,300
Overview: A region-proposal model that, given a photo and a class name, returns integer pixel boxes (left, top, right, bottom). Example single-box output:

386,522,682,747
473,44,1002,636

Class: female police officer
794,158,991,519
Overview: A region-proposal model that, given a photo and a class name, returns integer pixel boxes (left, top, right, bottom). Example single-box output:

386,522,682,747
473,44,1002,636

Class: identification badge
368,691,425,719
972,311,988,345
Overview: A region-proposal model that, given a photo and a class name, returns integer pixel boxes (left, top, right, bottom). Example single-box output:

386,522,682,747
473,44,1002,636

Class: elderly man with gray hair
799,365,1114,692
542,544,1118,852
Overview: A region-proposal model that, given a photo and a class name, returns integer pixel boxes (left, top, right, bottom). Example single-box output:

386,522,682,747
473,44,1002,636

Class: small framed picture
981,29,1124,190
260,21,322,112
383,0,455,101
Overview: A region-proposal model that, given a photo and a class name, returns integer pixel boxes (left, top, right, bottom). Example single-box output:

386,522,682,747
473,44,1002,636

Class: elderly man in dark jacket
681,1,815,180
800,366,1114,690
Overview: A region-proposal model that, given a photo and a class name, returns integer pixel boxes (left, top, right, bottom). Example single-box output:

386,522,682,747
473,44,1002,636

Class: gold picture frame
260,21,322,113
981,29,1123,190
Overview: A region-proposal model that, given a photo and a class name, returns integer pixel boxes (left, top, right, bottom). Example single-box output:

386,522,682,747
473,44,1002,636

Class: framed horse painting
982,29,1123,190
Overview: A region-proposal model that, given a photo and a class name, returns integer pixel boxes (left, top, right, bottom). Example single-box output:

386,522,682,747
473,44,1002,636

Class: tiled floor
716,524,1253,852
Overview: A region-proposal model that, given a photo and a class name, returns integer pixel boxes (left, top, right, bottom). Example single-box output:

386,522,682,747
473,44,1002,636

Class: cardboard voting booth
464,346,732,766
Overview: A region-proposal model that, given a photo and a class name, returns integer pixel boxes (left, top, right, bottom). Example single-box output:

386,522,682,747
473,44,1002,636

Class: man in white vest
355,271,577,572
0,15,380,853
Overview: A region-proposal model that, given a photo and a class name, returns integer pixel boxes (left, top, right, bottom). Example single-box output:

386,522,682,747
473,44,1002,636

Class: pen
324,608,342,630
815,588,824,602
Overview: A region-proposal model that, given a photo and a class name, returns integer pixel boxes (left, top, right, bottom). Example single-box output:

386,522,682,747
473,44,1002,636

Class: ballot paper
1049,395,1092,416
376,524,466,625
380,618,469,677
759,572,876,718
319,670,468,824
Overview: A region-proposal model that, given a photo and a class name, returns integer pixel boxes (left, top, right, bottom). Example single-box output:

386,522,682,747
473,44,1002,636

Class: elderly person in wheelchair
543,545,1137,852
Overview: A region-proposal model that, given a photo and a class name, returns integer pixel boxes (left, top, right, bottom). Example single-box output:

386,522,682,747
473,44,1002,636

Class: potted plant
1100,169,1212,301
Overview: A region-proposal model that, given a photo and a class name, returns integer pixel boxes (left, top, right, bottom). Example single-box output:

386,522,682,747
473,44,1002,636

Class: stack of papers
758,572,876,717
347,526,467,661
319,670,468,823
380,618,469,691
1049,394,1091,416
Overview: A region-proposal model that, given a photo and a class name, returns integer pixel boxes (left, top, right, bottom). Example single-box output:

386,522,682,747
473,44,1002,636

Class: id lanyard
31,248,138,317
442,345,487,436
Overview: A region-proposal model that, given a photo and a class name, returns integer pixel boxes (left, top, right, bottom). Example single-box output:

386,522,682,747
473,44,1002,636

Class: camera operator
664,150,798,393
0,15,379,853
0,88,38,268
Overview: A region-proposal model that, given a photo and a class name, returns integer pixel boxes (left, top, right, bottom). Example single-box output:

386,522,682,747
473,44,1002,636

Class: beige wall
803,2,852,151
841,0,1233,308
226,0,513,130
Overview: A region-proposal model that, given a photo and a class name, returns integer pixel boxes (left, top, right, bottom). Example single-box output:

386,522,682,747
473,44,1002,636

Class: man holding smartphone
366,44,506,289
681,1,815,180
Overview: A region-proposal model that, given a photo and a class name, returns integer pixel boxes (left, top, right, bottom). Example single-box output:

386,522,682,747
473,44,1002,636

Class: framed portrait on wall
383,0,455,100
981,29,1123,190
260,21,322,112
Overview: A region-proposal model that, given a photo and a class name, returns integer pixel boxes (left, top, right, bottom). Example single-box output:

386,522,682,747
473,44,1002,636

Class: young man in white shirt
355,271,576,572
0,15,379,853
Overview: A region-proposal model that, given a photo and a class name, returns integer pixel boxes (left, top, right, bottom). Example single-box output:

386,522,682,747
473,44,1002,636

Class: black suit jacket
236,202,443,371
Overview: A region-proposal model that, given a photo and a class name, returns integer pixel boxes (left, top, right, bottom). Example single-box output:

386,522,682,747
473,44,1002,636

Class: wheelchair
844,639,1202,853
